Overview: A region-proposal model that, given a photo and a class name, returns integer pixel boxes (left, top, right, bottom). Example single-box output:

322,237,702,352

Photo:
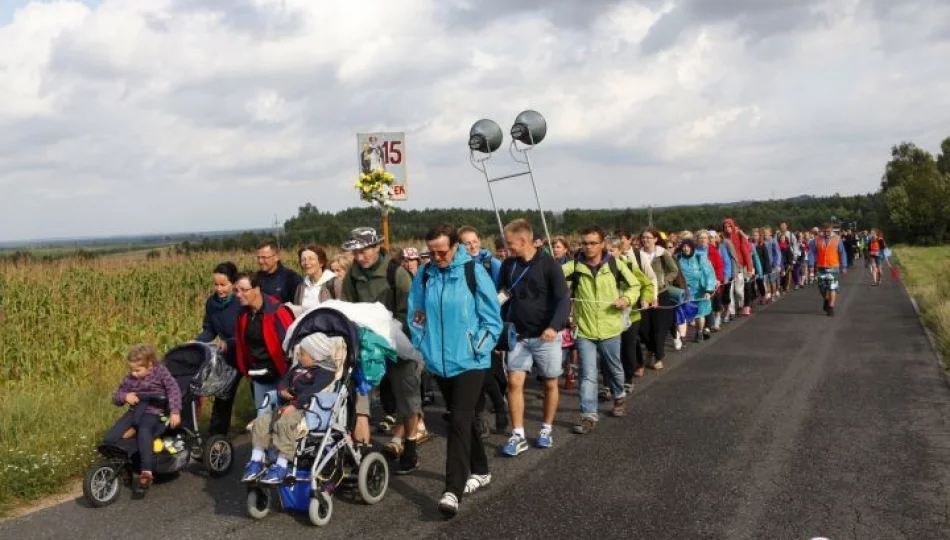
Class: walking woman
408,223,502,518
293,244,337,311
676,239,717,342
636,227,680,375
195,262,242,436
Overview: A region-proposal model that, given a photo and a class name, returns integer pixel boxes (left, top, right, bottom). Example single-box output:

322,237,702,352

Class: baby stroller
83,342,235,507
245,307,390,527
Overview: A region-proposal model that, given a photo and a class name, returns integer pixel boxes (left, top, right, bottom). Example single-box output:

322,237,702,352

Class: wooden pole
382,210,390,253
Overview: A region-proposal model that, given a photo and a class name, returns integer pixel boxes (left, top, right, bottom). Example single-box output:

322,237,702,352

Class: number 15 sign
357,132,408,201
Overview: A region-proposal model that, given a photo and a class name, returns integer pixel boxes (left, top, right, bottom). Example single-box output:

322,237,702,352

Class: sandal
415,429,431,445
385,440,404,459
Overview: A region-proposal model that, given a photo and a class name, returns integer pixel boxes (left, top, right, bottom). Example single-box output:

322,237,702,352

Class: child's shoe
138,471,154,490
241,461,266,483
259,464,288,485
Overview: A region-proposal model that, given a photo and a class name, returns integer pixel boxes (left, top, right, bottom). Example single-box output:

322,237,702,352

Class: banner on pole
357,132,407,201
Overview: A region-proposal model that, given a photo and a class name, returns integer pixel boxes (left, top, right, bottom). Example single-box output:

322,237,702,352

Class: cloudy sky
1,0,949,241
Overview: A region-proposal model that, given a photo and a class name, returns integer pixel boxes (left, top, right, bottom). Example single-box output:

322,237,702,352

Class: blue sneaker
501,434,528,456
259,464,288,485
241,461,265,483
536,427,553,449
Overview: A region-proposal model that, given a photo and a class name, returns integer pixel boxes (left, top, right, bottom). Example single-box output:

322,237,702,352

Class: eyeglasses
300,255,319,263
257,254,276,260
235,286,253,294
580,241,601,246
432,249,452,258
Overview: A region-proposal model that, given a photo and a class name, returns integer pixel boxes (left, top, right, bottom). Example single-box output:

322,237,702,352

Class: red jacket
706,243,725,283
235,295,296,378
722,218,754,274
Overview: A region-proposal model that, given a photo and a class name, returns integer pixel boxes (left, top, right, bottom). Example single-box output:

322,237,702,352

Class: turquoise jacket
677,252,717,298
408,248,503,378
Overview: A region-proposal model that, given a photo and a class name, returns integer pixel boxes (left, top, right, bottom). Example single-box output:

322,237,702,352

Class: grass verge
893,246,950,370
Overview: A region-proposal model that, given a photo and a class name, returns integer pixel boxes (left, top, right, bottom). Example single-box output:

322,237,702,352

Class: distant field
893,246,950,370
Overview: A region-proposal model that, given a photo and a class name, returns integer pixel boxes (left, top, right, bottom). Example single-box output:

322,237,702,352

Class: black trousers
105,407,163,473
620,321,641,381
379,373,397,417
639,291,675,362
476,352,507,414
435,369,489,498
721,280,733,310
208,377,242,436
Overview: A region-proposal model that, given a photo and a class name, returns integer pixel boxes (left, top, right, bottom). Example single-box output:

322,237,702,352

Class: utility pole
273,214,281,251
648,205,653,227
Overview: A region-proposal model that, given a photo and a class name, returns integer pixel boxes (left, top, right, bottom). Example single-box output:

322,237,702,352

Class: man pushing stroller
241,332,346,484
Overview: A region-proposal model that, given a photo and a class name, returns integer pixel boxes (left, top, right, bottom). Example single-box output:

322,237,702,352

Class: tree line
173,193,883,254
879,137,950,245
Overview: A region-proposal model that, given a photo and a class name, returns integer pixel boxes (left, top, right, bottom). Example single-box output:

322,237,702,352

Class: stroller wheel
357,451,389,505
83,460,122,508
203,435,234,478
246,487,271,520
308,491,333,527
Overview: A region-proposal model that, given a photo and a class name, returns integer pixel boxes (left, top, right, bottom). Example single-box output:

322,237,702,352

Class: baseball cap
342,227,381,251
402,247,420,260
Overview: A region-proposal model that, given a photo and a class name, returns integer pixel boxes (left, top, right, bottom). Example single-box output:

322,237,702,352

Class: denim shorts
816,268,840,292
507,335,563,378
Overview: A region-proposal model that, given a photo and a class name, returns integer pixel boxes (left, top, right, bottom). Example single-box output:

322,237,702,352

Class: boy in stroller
106,344,182,490
242,332,346,484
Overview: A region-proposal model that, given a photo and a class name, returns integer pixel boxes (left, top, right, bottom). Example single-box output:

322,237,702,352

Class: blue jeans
252,381,279,418
577,336,624,420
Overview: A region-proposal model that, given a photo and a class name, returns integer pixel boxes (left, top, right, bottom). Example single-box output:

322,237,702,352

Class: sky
1,0,949,242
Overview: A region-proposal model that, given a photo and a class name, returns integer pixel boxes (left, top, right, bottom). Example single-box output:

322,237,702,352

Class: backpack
566,257,629,300
348,257,403,309
420,261,478,298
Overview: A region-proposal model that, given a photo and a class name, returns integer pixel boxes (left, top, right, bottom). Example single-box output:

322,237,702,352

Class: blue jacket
718,243,733,279
471,248,502,290
751,244,764,276
408,248,503,379
766,238,782,271
196,293,241,365
677,252,717,298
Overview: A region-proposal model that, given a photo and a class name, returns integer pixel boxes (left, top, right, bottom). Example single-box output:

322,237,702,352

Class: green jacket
563,255,641,341
616,255,656,323
341,252,412,326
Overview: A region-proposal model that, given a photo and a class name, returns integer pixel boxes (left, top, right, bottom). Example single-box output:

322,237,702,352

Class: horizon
0,192,866,247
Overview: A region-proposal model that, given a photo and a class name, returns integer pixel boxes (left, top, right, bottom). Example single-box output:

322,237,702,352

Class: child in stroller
83,342,234,508
242,332,346,484
106,344,182,490
245,306,391,527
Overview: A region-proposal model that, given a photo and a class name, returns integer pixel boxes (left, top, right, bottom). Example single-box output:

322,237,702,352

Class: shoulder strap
464,260,477,297
607,257,629,289
632,249,643,270
482,256,493,275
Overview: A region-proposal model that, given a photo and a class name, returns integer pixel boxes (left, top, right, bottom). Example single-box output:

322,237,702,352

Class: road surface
4,270,950,540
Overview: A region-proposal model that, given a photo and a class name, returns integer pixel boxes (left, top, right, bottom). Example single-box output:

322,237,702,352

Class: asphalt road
4,269,950,540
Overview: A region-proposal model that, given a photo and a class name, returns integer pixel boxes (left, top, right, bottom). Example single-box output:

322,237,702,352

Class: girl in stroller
106,344,182,490
242,333,346,484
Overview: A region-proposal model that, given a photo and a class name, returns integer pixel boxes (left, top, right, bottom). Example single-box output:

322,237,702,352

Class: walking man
499,219,571,455
562,226,640,435
809,223,848,316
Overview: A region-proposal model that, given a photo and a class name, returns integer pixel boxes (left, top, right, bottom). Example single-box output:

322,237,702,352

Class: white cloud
1,0,949,241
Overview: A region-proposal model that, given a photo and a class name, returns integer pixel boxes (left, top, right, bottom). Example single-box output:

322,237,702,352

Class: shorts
507,335,563,379
389,358,423,419
816,268,840,293
869,254,883,267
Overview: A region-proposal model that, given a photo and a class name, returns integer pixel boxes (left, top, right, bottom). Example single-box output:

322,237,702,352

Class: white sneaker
673,336,683,350
463,474,491,495
438,492,459,517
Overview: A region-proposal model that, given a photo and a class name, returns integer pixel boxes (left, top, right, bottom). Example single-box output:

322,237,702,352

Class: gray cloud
0,0,949,241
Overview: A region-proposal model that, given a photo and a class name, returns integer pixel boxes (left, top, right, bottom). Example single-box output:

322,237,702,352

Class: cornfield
0,251,259,512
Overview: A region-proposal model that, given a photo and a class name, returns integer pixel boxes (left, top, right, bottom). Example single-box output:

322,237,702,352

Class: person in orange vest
866,229,887,286
808,223,848,316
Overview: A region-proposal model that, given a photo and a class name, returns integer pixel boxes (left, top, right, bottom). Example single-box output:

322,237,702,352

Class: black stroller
83,342,235,507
